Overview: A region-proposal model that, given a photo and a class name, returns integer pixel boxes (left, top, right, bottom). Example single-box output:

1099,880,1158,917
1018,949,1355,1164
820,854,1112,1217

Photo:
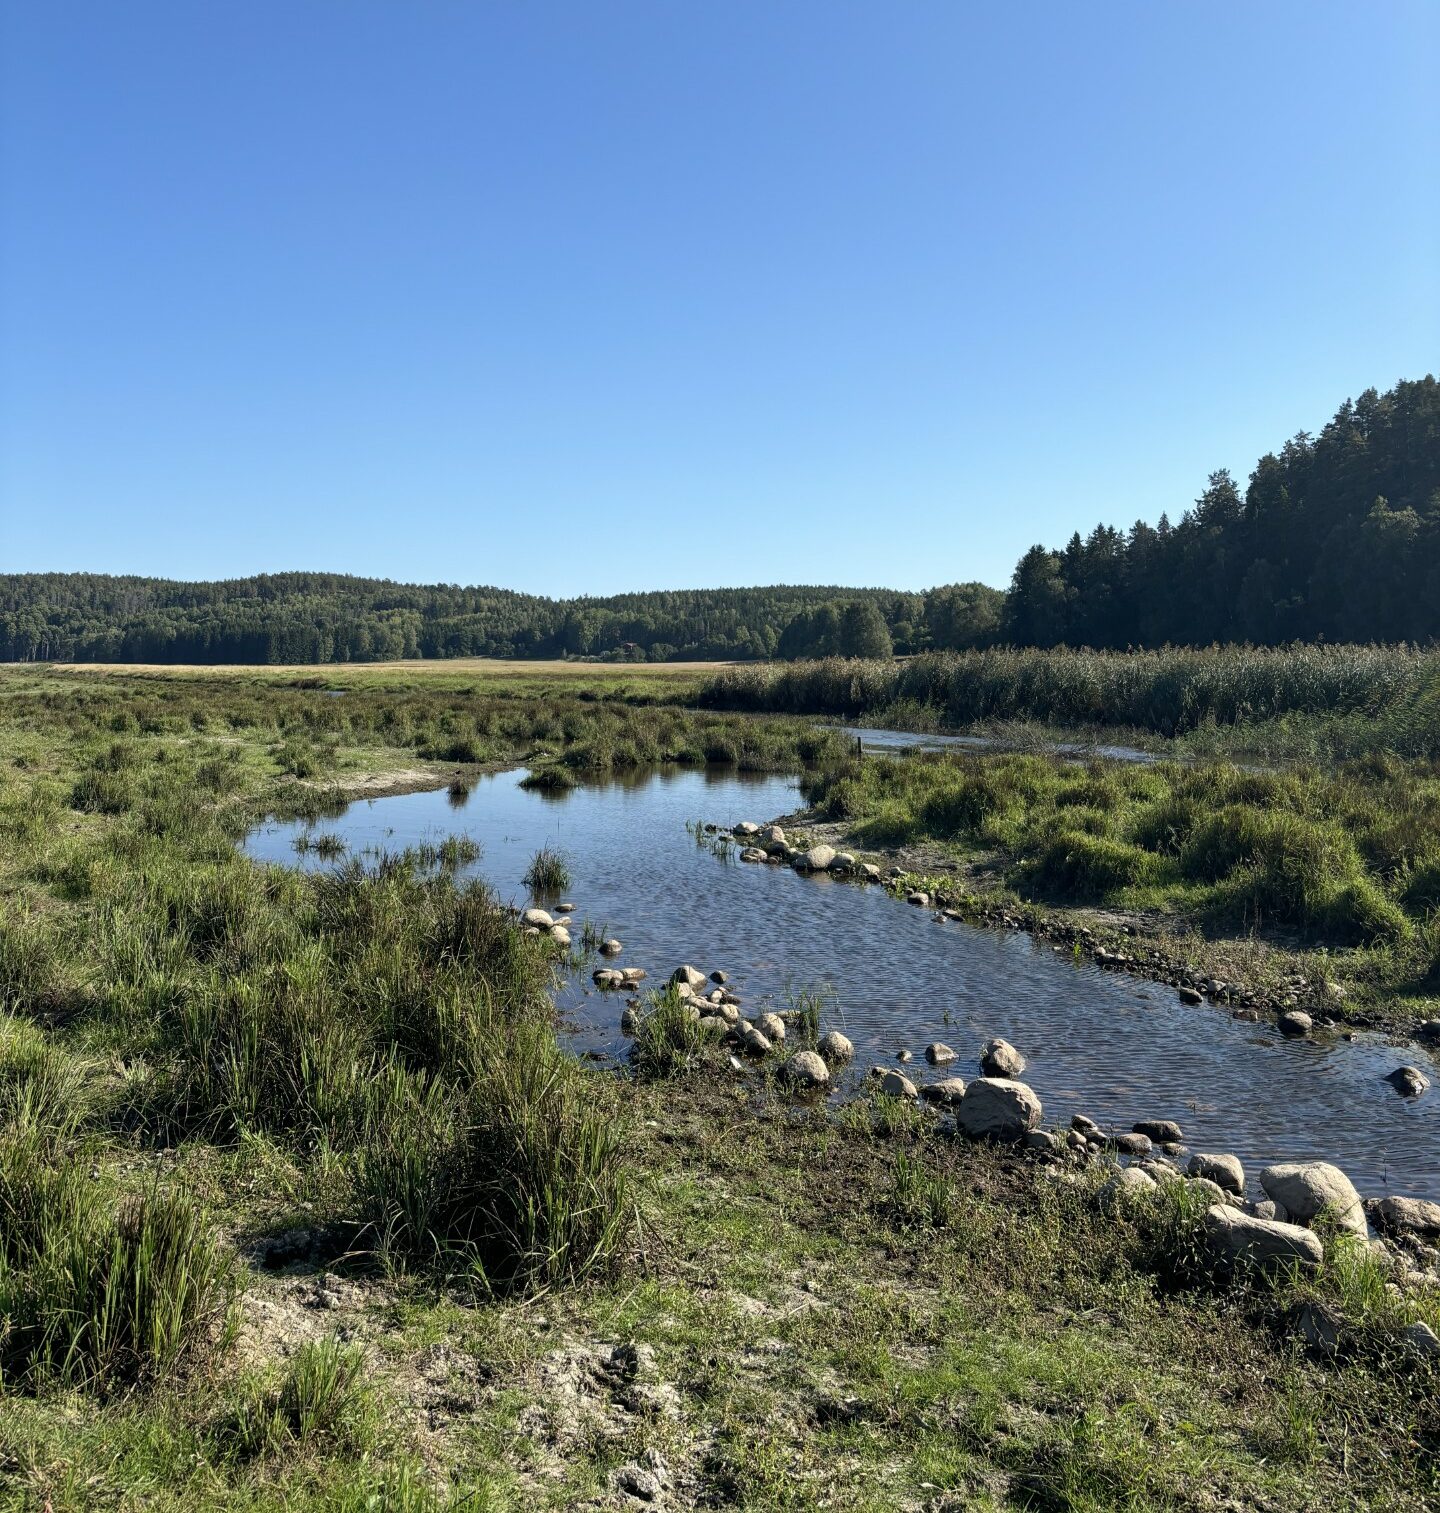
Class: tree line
3,376,1435,664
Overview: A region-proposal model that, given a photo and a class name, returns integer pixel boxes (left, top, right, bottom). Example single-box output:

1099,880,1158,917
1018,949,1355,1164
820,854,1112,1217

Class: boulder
780,1051,830,1089
754,1012,786,1042
1098,1166,1158,1213
1133,1119,1183,1144
1024,1129,1058,1154
593,968,625,989
957,1078,1043,1141
733,822,760,837
670,965,707,990
740,1025,771,1055
521,908,554,929
710,970,729,984
759,825,785,846
1203,1203,1323,1271
980,1037,1026,1078
1259,1161,1366,1237
599,938,623,955
554,902,576,914
1187,1177,1229,1206
817,1030,854,1061
620,1007,640,1035
1111,1132,1152,1156
925,1042,957,1066
620,967,646,982
879,1070,918,1099
1385,1065,1431,1098
1370,1195,1440,1239
1187,1152,1245,1196
906,891,931,908
1177,986,1203,1005
861,863,882,882
803,844,837,872
1402,1321,1440,1360
1277,1010,1313,1037
1138,1159,1181,1186
919,1077,967,1107
739,847,768,863
697,1015,729,1033
549,926,571,946
830,852,856,872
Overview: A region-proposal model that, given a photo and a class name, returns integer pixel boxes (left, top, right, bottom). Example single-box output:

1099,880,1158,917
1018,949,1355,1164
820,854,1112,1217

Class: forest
3,376,1436,665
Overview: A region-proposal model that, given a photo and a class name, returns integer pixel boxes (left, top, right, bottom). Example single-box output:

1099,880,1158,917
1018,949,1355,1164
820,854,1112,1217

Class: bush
1023,832,1158,898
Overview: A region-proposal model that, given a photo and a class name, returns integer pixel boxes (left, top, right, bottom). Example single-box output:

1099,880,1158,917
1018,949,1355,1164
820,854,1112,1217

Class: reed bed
703,645,1440,752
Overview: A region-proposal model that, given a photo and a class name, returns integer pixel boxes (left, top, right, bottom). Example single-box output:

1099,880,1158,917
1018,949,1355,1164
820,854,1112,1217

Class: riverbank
0,664,1436,1509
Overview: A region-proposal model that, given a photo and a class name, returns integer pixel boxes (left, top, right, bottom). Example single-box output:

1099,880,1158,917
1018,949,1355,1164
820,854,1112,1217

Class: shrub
1022,832,1157,898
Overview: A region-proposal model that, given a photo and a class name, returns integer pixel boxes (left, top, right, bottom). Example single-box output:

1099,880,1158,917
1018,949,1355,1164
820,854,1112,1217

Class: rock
957,1078,1043,1141
548,926,571,946
817,1030,854,1061
620,1007,640,1035
740,847,768,862
1415,1020,1440,1044
1178,986,1203,1005
710,970,729,984
620,967,646,982
1259,1161,1366,1237
1133,1119,1183,1144
523,926,541,937
1098,1166,1158,1213
1203,1204,1323,1270
599,938,623,955
1291,1301,1344,1358
670,965,707,990
1160,1141,1187,1159
1247,1199,1284,1221
896,1049,912,1063
980,1037,1026,1078
803,844,837,872
1401,1321,1440,1359
1187,1177,1229,1206
754,1012,786,1042
861,863,882,882
879,1070,918,1099
714,1003,741,1026
733,822,760,837
759,825,785,845
613,1463,662,1502
780,1050,830,1089
1385,1065,1431,1098
1138,1159,1181,1186
1370,1195,1440,1239
740,1025,771,1055
1111,1132,1152,1156
1024,1129,1058,1154
925,1042,957,1066
830,852,856,872
1187,1152,1245,1196
919,1076,968,1107
593,968,625,989
1277,1010,1312,1037
521,908,553,929
697,1015,728,1032
1071,1114,1102,1138
905,891,931,907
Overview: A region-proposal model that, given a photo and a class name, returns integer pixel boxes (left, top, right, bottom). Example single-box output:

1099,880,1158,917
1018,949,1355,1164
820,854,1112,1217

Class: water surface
244,767,1439,1201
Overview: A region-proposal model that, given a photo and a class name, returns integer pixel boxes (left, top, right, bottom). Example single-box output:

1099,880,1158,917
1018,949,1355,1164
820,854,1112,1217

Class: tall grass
703,645,1440,752
522,844,571,895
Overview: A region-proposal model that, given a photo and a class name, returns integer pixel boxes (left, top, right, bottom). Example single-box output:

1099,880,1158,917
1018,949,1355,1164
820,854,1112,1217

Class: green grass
522,843,571,896
0,663,1434,1508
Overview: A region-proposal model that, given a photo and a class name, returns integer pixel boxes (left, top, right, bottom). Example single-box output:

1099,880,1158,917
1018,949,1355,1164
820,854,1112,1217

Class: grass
522,842,571,896
0,662,1434,1507
800,746,1440,1024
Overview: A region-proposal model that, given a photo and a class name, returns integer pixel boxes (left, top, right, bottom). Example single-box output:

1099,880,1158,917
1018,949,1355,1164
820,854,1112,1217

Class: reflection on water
244,766,1439,1200
842,726,1157,764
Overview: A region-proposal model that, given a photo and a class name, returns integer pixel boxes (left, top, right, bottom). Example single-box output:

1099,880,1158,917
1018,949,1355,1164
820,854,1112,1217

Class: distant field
20,657,734,678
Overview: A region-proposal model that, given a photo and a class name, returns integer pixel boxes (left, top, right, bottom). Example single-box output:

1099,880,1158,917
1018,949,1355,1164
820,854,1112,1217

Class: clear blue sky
2,2,1436,595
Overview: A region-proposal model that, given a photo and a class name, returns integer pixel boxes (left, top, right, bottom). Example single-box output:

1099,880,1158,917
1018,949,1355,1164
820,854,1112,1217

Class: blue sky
2,2,1436,595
